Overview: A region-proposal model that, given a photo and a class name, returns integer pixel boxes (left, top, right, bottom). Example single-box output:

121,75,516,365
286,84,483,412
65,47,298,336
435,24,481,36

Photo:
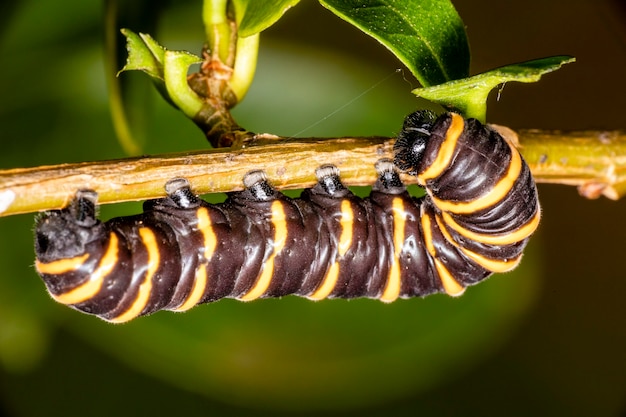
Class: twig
1,128,625,218
495,126,626,200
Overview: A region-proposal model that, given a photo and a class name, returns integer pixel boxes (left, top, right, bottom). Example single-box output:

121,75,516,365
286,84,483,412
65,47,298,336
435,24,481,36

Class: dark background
0,0,625,416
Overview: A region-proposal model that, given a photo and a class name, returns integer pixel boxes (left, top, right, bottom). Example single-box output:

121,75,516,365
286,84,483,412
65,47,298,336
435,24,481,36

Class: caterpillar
34,111,540,323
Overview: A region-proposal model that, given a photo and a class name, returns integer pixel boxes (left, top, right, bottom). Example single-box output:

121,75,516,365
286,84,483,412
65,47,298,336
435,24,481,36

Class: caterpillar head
393,110,437,175
35,190,104,263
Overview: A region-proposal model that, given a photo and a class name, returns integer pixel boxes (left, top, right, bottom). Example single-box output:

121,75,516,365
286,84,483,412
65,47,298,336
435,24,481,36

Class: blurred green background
1,0,625,416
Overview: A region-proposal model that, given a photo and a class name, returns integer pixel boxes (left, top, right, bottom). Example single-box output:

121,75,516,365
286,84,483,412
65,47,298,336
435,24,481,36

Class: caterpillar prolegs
34,111,540,322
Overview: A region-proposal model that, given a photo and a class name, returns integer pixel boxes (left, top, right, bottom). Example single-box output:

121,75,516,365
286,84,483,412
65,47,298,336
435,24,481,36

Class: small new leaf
319,0,469,87
413,56,576,122
119,28,203,114
119,29,166,81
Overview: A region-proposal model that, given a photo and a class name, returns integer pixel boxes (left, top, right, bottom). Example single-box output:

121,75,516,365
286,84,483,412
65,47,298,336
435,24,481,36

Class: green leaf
118,29,166,81
319,0,469,87
233,0,301,37
412,56,576,122
118,29,174,107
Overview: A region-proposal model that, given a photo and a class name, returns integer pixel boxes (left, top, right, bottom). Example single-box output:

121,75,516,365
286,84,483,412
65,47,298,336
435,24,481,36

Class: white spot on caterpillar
0,190,15,214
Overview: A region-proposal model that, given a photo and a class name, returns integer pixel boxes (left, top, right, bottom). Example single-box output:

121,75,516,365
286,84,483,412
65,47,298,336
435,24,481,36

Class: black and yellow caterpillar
34,111,540,322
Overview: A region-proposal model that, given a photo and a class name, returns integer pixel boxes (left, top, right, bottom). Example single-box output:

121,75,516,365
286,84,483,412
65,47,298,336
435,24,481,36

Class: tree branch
496,126,626,200
1,128,624,218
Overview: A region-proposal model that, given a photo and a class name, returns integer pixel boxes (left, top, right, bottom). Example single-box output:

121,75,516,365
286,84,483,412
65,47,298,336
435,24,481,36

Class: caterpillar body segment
34,111,540,322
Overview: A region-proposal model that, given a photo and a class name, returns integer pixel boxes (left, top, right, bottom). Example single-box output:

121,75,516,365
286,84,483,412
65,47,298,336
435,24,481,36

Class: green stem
229,33,259,101
200,0,259,102
202,0,233,64
163,51,204,118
